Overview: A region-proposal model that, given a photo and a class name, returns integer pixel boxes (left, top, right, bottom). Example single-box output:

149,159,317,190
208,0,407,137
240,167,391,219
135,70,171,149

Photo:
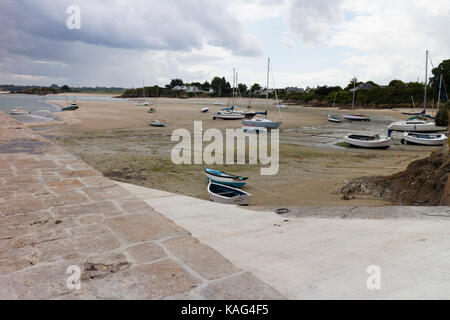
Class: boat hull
204,168,247,188
403,132,448,146
213,112,245,120
342,115,370,121
207,182,252,206
62,106,79,111
242,119,282,129
388,121,447,133
344,135,391,149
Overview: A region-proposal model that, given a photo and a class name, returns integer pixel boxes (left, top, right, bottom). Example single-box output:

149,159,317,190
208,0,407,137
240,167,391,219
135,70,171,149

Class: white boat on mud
344,134,391,149
10,108,30,115
213,111,245,120
342,114,371,121
242,117,282,129
149,120,166,127
402,132,448,146
328,114,342,123
201,107,209,113
207,182,252,206
388,120,447,133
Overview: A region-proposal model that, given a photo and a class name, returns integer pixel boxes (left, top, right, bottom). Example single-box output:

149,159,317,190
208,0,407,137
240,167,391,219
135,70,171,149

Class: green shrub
435,102,450,127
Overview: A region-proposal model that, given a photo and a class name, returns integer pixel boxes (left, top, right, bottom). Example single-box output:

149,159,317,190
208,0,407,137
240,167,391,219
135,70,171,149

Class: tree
345,77,362,90
201,81,211,91
389,80,406,89
431,59,450,103
61,85,70,92
211,77,222,95
435,101,450,127
251,83,261,92
237,83,247,94
169,79,184,88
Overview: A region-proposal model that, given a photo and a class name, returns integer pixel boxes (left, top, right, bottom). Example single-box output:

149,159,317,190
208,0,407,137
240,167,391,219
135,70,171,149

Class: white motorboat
388,120,447,133
201,107,209,113
207,182,252,206
242,117,282,129
402,132,448,146
213,111,245,120
10,108,30,115
343,134,391,149
342,114,371,121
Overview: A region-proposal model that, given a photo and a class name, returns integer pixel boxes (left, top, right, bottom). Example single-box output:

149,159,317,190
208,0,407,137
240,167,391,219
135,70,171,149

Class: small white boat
344,134,391,149
328,114,342,123
402,132,448,146
242,117,282,129
136,101,151,106
149,120,166,127
278,104,287,109
213,111,245,120
242,126,267,134
10,108,30,115
213,102,225,106
342,114,370,121
388,120,447,133
201,107,209,113
204,167,248,187
207,182,252,206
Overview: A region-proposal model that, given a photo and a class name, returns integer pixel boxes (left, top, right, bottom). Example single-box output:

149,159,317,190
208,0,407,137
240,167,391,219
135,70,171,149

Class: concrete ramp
118,182,450,299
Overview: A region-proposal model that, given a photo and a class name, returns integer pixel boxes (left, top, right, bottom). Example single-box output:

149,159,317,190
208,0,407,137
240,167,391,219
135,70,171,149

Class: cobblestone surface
0,112,284,300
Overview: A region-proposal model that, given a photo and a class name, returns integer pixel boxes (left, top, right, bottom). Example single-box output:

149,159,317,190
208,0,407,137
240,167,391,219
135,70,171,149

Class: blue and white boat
328,114,342,123
208,182,252,206
204,167,248,188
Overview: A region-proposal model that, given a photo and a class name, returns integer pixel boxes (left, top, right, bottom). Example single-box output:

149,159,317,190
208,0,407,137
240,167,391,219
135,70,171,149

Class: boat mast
437,74,443,114
266,58,270,110
332,91,337,108
351,79,356,111
424,50,428,112
232,68,235,107
142,80,145,101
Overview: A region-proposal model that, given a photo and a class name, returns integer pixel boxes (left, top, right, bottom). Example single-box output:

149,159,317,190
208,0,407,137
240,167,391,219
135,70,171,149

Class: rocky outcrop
341,146,450,206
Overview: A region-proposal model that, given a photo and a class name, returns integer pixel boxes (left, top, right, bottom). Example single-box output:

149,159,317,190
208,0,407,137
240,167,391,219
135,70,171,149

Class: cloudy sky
1,0,449,88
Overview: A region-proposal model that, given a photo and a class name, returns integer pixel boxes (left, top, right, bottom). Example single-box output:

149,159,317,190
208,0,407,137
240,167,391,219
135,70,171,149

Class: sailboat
328,92,342,123
137,81,151,106
62,88,79,111
213,68,246,120
242,58,282,129
388,51,446,134
342,80,370,121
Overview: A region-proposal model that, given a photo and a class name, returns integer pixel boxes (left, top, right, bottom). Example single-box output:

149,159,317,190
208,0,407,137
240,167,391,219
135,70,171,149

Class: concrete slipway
118,181,450,300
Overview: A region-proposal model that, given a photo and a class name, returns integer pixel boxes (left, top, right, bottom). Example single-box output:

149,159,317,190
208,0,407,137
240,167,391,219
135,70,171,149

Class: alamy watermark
366,265,381,290
171,121,279,175
66,265,81,290
66,5,81,30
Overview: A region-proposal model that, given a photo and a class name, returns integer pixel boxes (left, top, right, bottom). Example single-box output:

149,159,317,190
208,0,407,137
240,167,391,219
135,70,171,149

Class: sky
1,0,449,89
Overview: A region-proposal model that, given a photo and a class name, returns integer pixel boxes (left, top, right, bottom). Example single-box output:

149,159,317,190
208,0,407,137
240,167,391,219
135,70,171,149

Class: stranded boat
342,114,370,121
213,111,245,120
149,120,166,127
242,117,282,129
402,132,448,146
62,101,79,111
387,120,447,133
9,108,30,115
343,134,391,149
204,167,248,188
207,182,252,206
328,114,342,123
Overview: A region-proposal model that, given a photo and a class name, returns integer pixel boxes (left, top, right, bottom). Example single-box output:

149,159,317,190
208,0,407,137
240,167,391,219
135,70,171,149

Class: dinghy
388,120,446,133
147,107,156,113
213,111,245,120
342,114,370,121
242,117,282,129
402,132,448,146
278,104,288,109
207,182,252,206
9,108,30,115
62,101,79,111
149,120,166,127
201,107,209,113
204,167,248,188
343,134,391,149
328,114,342,123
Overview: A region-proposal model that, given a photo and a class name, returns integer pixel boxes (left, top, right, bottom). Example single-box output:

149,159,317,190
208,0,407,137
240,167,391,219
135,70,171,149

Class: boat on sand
10,108,30,115
207,182,252,206
343,134,391,149
204,167,248,188
402,132,448,146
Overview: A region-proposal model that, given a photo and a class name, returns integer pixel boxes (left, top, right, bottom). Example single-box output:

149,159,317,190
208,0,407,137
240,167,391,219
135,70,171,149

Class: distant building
254,88,274,95
350,82,377,92
171,85,212,94
286,87,304,94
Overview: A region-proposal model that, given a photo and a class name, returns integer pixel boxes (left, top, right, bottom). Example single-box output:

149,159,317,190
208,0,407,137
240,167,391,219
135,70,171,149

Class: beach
36,95,436,207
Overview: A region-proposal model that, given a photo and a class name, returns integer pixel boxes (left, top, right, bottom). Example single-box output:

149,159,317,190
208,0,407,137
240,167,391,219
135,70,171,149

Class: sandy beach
36,95,438,207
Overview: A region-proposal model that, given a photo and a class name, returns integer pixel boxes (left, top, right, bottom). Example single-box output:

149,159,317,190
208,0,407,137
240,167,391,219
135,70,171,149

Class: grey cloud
286,0,344,44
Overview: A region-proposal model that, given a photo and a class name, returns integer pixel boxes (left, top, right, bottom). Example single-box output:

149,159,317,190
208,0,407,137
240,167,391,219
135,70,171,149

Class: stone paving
0,112,285,299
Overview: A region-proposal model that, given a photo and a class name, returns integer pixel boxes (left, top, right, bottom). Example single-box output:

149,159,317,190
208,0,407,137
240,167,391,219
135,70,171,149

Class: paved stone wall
0,112,284,299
